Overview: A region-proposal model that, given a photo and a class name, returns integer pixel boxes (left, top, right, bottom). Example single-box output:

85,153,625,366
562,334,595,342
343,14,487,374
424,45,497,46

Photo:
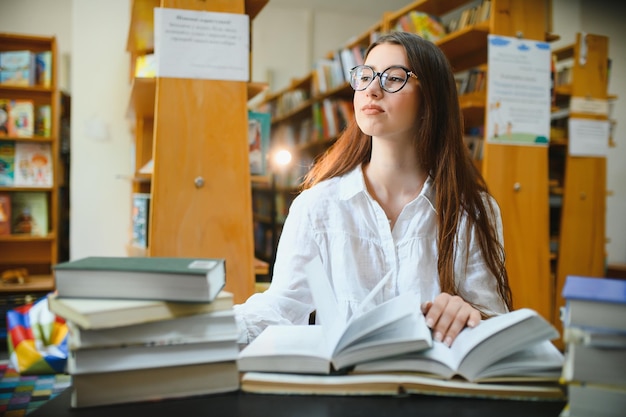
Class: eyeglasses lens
349,66,409,93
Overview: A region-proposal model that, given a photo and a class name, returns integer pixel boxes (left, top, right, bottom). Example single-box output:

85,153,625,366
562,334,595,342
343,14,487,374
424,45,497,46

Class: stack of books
560,275,626,417
49,256,239,408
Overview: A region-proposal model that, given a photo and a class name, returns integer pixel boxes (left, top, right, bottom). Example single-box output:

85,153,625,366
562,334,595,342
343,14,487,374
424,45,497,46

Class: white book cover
13,142,53,187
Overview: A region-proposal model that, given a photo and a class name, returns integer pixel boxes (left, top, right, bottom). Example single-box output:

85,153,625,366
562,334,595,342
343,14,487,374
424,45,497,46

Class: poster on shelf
486,35,551,146
568,118,610,157
153,7,249,81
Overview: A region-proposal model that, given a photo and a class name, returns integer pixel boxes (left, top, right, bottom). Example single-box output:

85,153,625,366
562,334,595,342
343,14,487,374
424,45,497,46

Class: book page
334,293,425,354
237,325,333,374
303,257,345,350
447,309,538,368
473,340,563,380
354,308,556,380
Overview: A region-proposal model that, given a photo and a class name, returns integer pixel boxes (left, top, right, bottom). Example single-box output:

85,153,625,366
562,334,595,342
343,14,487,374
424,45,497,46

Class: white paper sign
570,97,609,116
153,8,249,81
487,35,551,146
568,118,609,157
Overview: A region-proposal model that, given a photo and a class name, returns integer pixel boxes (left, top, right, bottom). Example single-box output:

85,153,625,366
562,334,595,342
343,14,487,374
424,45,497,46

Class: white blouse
234,165,509,344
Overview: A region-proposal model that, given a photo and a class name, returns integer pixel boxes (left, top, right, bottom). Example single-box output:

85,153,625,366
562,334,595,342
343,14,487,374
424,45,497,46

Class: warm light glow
273,149,292,167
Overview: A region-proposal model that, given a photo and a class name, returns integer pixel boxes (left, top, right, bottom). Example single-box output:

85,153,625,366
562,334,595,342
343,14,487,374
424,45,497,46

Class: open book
352,308,564,382
238,258,432,374
238,256,564,395
237,293,432,374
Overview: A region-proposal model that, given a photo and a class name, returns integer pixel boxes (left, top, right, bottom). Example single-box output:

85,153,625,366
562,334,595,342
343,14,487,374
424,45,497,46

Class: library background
0,0,620,334
0,0,624,357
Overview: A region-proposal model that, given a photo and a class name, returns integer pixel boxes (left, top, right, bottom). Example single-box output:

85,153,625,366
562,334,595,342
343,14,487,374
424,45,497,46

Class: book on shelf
248,110,271,176
561,275,626,332
35,51,52,88
238,258,432,374
13,141,53,187
68,337,239,375
66,309,238,350
0,140,14,185
71,361,239,408
336,47,357,83
34,104,52,137
131,192,150,248
53,256,226,303
352,310,563,383
7,99,34,137
394,11,446,42
10,191,48,236
240,372,565,401
0,99,9,136
0,192,10,235
47,290,234,330
0,50,35,86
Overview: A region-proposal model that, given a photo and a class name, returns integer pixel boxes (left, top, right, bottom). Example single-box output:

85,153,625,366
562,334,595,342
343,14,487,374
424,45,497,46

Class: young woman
235,31,512,347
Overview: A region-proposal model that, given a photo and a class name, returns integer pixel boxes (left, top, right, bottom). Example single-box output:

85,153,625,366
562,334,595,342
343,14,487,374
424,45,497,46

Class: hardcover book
68,338,239,375
13,142,53,187
562,275,626,332
561,341,626,386
47,290,234,330
241,372,566,401
53,256,226,303
131,193,150,248
35,51,52,87
248,110,271,176
71,361,239,408
0,192,10,235
8,99,34,137
34,104,52,137
0,50,35,86
65,309,238,350
10,191,48,236
566,382,626,417
0,140,15,185
0,99,9,136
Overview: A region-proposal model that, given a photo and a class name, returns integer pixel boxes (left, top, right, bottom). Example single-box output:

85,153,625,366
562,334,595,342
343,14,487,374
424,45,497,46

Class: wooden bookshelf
0,33,60,286
125,0,269,304
551,33,613,347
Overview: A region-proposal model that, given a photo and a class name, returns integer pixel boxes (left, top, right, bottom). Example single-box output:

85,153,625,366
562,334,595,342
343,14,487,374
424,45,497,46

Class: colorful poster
486,35,551,145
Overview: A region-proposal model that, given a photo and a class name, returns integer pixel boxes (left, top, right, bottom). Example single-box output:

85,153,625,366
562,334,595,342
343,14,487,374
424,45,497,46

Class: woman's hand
421,293,481,347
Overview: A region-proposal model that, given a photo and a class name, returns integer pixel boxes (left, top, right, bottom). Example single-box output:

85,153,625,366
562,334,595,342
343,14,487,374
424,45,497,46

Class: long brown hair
302,32,512,313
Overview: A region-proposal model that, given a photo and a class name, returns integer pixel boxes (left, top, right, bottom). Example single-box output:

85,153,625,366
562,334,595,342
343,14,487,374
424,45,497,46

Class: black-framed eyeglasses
349,65,418,93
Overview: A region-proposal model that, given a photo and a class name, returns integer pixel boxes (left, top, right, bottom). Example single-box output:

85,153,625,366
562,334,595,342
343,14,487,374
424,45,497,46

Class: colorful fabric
6,296,68,375
0,360,71,416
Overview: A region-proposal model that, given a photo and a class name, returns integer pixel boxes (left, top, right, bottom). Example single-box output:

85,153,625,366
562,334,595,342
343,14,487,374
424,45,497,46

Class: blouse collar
338,164,436,212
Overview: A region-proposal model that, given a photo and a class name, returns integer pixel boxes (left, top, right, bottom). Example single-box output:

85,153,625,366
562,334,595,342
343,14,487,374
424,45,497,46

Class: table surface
29,387,567,417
